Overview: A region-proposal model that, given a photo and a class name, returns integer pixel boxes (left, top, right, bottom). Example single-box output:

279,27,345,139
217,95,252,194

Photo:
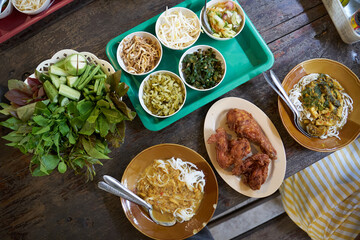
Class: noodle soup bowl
117,31,163,76
139,70,187,118
279,58,360,152
12,0,51,15
155,7,201,50
121,143,218,240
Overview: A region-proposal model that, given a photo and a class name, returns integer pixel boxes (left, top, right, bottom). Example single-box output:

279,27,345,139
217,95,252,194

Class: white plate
203,97,286,198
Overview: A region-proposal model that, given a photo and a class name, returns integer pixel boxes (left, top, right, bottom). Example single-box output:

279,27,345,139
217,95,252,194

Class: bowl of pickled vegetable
139,70,186,118
179,45,226,91
200,0,245,40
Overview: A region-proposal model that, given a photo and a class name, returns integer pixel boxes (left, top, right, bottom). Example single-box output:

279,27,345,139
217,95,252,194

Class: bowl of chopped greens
139,70,186,118
200,0,245,40
179,45,226,91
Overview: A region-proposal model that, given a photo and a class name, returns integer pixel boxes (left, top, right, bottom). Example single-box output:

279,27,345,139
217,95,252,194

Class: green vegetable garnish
0,53,136,181
181,48,224,89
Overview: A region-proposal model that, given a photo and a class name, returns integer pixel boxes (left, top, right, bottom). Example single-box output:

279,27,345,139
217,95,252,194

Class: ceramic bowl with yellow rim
120,143,218,240
279,58,360,152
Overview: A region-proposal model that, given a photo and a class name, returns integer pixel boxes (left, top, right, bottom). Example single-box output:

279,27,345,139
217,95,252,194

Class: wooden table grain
0,0,359,239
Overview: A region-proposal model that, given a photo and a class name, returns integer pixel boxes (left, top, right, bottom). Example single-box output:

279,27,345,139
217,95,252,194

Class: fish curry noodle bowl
201,0,245,40
155,7,201,50
139,71,186,118
117,31,162,76
279,58,360,152
121,144,218,240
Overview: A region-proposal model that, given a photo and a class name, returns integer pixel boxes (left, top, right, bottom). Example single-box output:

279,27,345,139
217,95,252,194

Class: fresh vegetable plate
106,0,274,131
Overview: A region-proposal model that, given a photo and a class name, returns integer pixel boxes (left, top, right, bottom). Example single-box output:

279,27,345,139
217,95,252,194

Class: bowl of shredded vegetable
12,0,51,15
139,70,186,118
200,0,245,40
117,31,163,76
179,45,226,91
155,7,201,50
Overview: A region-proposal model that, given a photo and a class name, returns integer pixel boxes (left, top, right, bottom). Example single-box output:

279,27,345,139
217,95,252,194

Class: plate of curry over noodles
279,58,360,152
120,143,218,240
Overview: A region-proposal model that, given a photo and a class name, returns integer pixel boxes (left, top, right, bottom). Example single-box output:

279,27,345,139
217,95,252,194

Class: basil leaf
101,108,124,123
0,117,22,130
32,115,49,127
41,154,60,171
79,121,95,136
59,122,70,136
97,114,109,138
32,167,48,176
77,100,94,116
81,138,110,159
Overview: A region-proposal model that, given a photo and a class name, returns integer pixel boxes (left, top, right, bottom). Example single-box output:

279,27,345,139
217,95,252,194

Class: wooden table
0,0,359,239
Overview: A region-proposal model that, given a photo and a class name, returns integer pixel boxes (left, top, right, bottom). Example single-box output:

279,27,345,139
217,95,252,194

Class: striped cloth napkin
279,138,360,240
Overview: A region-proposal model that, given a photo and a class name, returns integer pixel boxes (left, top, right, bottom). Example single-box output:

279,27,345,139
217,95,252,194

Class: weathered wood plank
0,0,359,239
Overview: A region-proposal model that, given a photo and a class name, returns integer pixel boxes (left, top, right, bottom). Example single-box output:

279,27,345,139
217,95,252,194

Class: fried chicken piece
207,128,251,170
207,127,233,169
226,109,277,160
230,138,251,175
240,153,270,190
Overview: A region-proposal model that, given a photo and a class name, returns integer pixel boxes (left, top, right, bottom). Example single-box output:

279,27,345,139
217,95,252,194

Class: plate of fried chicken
204,97,286,198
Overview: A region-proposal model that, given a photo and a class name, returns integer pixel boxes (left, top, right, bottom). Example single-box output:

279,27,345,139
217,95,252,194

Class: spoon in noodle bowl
98,175,176,227
263,70,314,138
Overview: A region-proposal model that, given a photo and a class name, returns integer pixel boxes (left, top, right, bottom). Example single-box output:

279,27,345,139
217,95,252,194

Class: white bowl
12,0,51,15
139,70,186,118
155,7,201,50
0,0,13,19
200,0,246,40
117,31,162,76
178,45,226,91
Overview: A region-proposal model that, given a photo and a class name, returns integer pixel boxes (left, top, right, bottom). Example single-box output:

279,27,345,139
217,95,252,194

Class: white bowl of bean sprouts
155,7,201,50
12,0,51,15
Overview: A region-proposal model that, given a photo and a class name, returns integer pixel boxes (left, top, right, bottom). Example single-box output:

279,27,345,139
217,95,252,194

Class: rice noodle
289,73,353,139
136,157,205,223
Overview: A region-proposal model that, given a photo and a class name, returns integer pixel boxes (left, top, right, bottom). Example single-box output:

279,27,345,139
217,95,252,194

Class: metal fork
263,70,313,138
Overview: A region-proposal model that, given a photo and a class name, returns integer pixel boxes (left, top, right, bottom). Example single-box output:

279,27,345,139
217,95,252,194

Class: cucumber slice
49,65,69,77
64,54,88,76
49,73,61,89
67,76,78,87
35,70,51,82
58,96,70,106
43,81,58,103
59,84,81,101
59,76,67,85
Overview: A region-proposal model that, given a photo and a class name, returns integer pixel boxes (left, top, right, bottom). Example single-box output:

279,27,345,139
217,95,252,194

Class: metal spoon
263,70,314,138
201,0,213,34
98,175,176,227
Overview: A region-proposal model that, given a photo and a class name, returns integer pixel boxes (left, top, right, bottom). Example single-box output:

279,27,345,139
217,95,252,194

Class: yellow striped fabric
279,138,360,240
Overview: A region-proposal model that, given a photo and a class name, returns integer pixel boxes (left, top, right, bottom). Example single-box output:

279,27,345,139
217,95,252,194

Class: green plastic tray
106,0,274,131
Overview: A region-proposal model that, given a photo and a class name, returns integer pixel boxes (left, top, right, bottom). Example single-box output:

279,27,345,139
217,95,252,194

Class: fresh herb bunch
0,54,136,180
181,48,224,89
